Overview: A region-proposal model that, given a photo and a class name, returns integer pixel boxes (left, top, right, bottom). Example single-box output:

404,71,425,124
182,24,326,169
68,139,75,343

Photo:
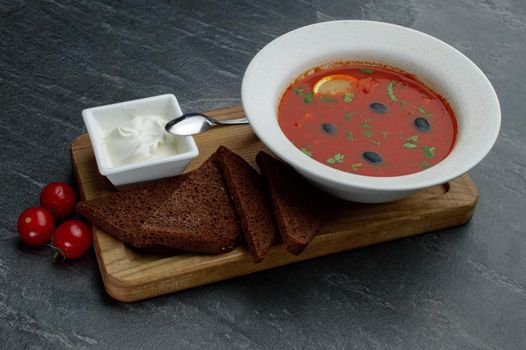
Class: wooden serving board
71,105,479,302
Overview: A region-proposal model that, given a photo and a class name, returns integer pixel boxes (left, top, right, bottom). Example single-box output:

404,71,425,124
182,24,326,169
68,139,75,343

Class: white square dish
82,94,198,186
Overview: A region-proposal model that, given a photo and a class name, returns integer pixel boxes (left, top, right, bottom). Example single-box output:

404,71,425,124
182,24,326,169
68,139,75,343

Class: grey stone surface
1,0,525,349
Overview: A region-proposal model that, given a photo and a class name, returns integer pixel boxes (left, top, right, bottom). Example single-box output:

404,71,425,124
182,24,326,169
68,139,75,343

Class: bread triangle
140,156,241,254
256,151,325,255
215,146,278,262
76,176,186,248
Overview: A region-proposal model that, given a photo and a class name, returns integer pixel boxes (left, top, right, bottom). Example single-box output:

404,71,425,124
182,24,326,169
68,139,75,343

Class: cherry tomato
53,220,92,259
17,207,55,245
40,182,77,220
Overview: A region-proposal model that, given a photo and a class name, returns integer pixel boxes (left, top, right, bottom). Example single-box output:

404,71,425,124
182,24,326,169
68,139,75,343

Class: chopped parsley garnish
387,81,399,102
403,135,419,149
414,105,433,118
381,131,390,139
359,68,375,74
293,86,314,104
363,130,373,138
387,81,406,107
300,147,312,157
327,153,345,164
422,160,430,169
344,112,353,120
423,145,436,158
343,92,354,103
351,163,363,170
346,131,353,141
406,135,419,143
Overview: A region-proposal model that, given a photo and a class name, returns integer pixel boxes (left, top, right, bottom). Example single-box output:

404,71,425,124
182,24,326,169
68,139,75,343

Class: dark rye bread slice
256,151,326,255
76,176,187,248
215,146,278,263
140,156,241,254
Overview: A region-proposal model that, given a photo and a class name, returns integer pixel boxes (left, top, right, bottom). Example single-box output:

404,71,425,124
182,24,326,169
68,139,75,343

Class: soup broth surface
278,63,457,177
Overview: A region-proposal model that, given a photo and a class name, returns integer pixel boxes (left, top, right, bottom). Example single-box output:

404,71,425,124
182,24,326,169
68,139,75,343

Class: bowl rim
242,20,501,192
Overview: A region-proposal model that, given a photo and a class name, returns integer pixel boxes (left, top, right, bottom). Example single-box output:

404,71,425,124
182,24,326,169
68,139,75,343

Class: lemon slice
313,74,359,95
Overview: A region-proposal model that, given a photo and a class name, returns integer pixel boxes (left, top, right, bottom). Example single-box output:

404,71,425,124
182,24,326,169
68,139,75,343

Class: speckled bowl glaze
242,20,501,203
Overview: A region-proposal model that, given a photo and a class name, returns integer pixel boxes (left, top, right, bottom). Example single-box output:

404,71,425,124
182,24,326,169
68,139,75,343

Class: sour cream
102,115,175,166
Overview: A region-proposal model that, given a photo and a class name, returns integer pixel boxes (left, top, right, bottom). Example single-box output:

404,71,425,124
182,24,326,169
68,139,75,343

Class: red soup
278,63,457,177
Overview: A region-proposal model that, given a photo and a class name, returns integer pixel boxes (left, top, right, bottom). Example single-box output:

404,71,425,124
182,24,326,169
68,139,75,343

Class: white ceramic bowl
242,20,500,203
82,94,199,186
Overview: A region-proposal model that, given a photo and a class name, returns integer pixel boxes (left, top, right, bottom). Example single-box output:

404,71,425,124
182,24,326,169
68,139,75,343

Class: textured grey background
1,1,525,349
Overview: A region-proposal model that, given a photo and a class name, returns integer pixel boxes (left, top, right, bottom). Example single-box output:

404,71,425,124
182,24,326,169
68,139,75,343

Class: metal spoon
165,112,249,136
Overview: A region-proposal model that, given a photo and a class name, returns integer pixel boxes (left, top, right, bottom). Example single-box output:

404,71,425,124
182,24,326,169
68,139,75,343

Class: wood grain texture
70,105,479,302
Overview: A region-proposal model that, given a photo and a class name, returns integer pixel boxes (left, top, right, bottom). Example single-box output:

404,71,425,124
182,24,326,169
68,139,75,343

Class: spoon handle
214,117,249,125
